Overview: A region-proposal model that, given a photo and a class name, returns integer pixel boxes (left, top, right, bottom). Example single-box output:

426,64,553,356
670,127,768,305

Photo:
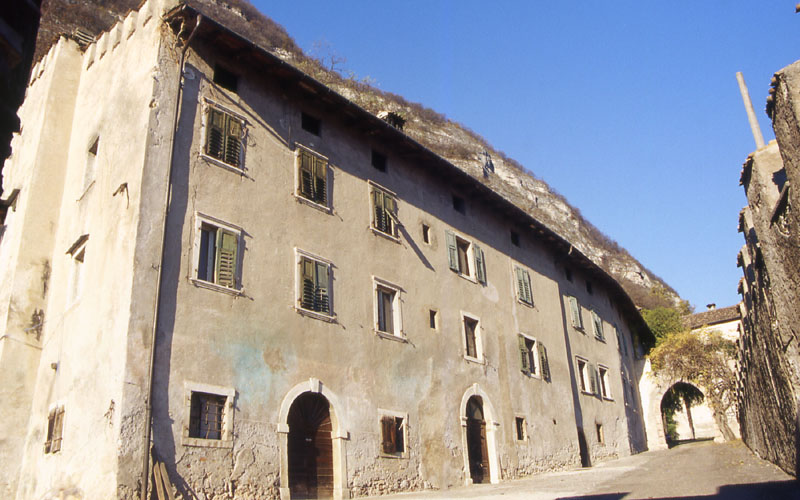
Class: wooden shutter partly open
315,261,330,313
313,156,327,204
518,335,530,375
516,267,532,304
569,297,582,328
206,109,225,160
445,230,458,272
589,363,598,395
215,229,238,288
474,244,486,284
301,258,315,310
225,117,242,167
373,189,387,232
539,343,550,381
381,416,395,454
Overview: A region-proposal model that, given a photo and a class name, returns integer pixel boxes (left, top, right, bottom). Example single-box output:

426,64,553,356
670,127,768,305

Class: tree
642,306,684,346
650,329,737,441
661,382,705,442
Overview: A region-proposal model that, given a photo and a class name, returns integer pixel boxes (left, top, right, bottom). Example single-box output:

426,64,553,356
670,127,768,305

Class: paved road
363,440,798,500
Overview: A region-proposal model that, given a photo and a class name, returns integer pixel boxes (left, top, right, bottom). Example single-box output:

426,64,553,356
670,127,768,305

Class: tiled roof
684,305,741,330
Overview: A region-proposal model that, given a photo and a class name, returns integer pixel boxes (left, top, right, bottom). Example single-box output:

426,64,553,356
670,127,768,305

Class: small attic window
301,112,321,136
510,231,520,247
586,280,593,295
452,195,465,214
372,150,387,172
213,65,238,93
565,267,573,283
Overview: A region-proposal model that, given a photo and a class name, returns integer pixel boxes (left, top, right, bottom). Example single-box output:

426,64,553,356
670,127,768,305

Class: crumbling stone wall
736,60,800,477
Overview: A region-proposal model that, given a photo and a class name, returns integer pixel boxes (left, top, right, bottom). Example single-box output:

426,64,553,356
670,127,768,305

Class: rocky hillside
33,0,681,309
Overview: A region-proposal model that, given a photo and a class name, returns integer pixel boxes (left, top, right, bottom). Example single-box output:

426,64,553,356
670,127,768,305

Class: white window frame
461,312,483,364
372,277,404,341
182,381,235,448
377,408,408,458
576,356,591,394
200,98,248,173
445,230,486,284
66,234,89,307
294,144,331,213
368,180,400,242
191,213,244,295
294,248,335,322
518,332,540,378
598,364,612,400
592,310,605,341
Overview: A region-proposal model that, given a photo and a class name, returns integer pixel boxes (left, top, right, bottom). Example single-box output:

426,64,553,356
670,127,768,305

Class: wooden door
466,396,490,483
288,393,334,499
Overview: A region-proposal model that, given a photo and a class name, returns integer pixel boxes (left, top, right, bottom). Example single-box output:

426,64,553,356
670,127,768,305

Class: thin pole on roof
736,72,766,150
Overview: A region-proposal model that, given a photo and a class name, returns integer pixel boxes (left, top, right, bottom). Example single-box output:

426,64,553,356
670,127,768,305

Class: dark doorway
288,392,334,499
577,427,591,467
465,396,490,483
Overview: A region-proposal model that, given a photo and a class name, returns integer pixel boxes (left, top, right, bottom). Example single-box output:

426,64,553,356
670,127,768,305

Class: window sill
294,194,332,214
463,355,484,365
580,390,594,396
517,298,534,308
295,306,336,323
595,336,606,343
190,278,243,296
379,452,408,459
375,330,407,343
370,227,401,243
182,436,234,449
522,371,542,380
456,272,477,284
602,396,614,402
200,153,247,175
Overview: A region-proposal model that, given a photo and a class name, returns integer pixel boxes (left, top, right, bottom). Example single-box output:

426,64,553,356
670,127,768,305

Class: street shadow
667,437,715,449
557,479,800,500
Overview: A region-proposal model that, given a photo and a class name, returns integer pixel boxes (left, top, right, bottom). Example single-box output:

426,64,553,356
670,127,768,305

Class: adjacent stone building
0,1,655,498
736,60,800,477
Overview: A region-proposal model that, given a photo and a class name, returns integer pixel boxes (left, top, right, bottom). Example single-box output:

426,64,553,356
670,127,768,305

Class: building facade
0,2,654,499
736,60,800,478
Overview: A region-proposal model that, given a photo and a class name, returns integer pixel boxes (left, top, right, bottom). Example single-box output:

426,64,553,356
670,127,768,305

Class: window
301,112,321,135
576,357,591,393
183,382,235,447
586,280,593,295
616,325,627,355
193,215,241,291
82,137,98,192
429,309,438,330
462,315,482,361
565,267,573,282
515,417,526,441
380,414,406,456
44,406,65,454
296,147,328,208
517,334,544,378
205,106,244,169
452,195,465,214
374,278,403,338
514,265,533,305
510,230,520,247
66,234,88,304
591,311,605,341
372,150,387,172
189,392,226,440
213,64,238,93
445,230,486,284
596,423,604,444
297,252,332,317
422,224,430,244
598,365,611,399
568,296,583,330
371,183,399,238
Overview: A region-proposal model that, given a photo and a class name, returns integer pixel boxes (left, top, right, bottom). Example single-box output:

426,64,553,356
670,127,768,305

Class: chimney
706,303,716,311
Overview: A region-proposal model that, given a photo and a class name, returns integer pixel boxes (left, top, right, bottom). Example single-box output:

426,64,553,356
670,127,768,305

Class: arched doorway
287,392,334,499
465,396,490,483
660,382,707,447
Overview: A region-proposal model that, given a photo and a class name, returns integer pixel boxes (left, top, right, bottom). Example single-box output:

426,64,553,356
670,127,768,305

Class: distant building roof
684,304,741,330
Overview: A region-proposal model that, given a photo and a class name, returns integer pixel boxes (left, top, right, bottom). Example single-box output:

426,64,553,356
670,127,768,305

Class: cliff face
34,0,680,308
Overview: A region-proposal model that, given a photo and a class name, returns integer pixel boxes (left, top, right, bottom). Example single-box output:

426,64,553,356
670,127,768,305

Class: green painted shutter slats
589,363,598,394
206,108,243,168
215,229,238,288
301,258,315,310
313,155,327,205
539,343,550,381
225,118,242,167
445,230,458,271
373,189,386,232
474,244,486,284
315,261,330,313
593,311,604,340
515,266,532,304
299,150,314,199
518,335,530,375
569,296,582,329
206,109,225,160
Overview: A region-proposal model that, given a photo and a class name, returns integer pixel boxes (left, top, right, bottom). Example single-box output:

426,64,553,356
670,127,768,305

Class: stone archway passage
465,396,490,483
288,392,334,499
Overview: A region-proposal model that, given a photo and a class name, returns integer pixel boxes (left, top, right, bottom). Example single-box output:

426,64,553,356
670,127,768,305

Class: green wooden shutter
215,229,238,288
474,244,486,284
589,363,597,394
569,297,582,328
384,194,397,235
314,156,327,205
225,116,242,167
301,258,315,309
515,267,525,301
593,311,604,339
445,230,458,271
373,189,386,232
539,342,550,381
517,267,532,304
315,261,330,313
299,150,313,199
523,269,532,304
518,335,530,375
206,109,225,160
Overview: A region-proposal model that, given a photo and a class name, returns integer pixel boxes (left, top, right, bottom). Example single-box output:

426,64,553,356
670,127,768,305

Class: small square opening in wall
565,267,573,282
452,195,465,214
372,150,387,172
213,64,238,93
429,309,438,329
381,415,405,455
586,280,593,295
422,224,430,244
510,230,520,247
515,417,526,441
596,423,604,444
301,112,321,136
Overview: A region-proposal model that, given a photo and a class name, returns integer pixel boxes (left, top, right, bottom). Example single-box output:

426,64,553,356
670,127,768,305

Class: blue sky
253,1,800,310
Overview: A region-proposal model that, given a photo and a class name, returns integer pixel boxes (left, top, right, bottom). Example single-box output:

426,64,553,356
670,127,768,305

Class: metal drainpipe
140,12,202,500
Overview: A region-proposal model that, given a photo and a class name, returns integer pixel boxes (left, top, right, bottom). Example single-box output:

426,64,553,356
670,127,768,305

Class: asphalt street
363,440,798,500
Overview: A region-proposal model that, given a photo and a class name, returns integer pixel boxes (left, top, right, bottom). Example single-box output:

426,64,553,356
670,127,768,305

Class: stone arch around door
278,379,350,500
459,383,500,485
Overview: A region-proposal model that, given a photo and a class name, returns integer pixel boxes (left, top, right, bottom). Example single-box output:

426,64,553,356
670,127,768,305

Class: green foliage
642,307,685,345
661,382,704,414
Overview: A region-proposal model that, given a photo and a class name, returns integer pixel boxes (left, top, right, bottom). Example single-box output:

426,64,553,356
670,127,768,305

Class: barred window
189,392,226,440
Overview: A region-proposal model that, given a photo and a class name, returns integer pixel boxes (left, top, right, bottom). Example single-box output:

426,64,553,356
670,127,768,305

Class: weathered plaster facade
736,59,800,478
0,2,654,498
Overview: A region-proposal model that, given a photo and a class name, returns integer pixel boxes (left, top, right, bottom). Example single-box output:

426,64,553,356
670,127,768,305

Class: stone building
0,1,654,498
736,60,800,477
